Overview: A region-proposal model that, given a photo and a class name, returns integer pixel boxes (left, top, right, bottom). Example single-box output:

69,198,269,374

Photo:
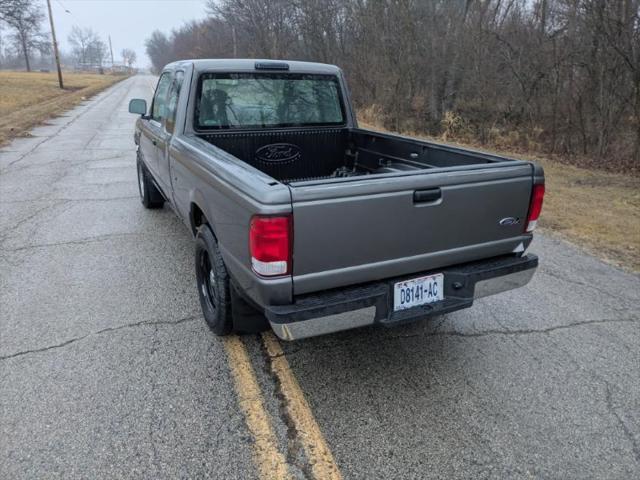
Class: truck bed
198,127,505,184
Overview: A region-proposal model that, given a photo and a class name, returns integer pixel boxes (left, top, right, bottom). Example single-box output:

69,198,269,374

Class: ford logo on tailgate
255,143,301,164
499,217,521,227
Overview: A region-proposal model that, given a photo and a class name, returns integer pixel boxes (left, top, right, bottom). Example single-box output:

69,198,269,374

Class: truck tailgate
289,164,534,294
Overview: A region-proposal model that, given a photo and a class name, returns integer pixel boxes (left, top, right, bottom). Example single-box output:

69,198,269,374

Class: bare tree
0,25,5,67
68,26,107,67
121,48,137,68
145,30,173,73
209,0,297,58
0,0,47,71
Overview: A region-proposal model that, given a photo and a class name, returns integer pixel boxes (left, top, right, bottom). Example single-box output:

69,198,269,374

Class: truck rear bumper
265,254,538,341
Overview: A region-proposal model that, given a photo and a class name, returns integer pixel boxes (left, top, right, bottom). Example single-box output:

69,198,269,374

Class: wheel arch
189,189,216,239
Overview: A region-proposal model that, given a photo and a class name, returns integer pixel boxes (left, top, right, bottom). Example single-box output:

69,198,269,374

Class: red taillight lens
249,215,292,276
525,184,545,232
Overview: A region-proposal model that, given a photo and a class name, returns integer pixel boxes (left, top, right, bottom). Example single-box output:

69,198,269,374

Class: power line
54,0,71,15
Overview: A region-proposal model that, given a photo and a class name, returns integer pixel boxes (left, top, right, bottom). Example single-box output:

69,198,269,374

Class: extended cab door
140,72,172,186
157,70,184,195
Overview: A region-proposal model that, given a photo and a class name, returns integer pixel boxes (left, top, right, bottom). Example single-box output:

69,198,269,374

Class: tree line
146,0,639,172
0,0,137,72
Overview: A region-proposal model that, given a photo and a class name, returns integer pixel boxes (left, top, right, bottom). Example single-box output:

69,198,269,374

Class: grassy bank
360,121,640,272
0,71,127,146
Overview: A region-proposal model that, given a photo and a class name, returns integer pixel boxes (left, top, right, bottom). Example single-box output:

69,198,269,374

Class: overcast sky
49,0,208,68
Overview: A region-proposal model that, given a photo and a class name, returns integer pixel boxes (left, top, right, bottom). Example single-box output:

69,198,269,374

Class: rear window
195,72,345,130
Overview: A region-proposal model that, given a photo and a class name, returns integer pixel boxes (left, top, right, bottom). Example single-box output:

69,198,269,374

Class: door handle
413,188,441,204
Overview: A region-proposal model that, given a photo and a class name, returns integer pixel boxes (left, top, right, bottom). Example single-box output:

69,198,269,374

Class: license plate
393,273,444,311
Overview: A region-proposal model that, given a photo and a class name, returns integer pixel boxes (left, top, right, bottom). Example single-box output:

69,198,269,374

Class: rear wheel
137,158,164,209
195,224,270,335
195,225,233,335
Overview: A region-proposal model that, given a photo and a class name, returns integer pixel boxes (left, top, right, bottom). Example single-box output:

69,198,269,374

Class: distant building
73,62,136,75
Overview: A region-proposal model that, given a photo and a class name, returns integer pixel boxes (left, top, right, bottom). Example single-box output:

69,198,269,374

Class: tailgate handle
413,188,441,204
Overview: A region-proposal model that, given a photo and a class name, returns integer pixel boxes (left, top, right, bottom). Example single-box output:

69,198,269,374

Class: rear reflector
525,184,545,232
250,215,291,276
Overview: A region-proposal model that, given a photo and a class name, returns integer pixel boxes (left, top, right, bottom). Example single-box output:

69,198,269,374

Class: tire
195,224,270,336
195,225,233,335
137,157,164,209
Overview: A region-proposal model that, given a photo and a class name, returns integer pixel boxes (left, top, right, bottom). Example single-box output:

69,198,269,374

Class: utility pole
232,26,237,58
46,0,64,89
108,35,115,67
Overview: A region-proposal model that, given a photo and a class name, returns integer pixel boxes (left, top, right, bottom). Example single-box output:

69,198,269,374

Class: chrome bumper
473,268,536,299
266,254,538,341
270,306,377,341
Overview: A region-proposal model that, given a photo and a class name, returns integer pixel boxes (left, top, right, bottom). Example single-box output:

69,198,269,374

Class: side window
151,72,172,122
165,71,185,134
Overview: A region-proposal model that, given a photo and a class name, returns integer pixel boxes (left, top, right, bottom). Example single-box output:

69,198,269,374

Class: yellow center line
261,331,343,480
223,335,293,480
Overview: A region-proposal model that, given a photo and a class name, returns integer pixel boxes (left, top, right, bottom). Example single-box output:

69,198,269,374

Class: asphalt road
1,75,639,479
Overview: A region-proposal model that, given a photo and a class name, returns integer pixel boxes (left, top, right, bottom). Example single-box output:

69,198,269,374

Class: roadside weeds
0,71,127,146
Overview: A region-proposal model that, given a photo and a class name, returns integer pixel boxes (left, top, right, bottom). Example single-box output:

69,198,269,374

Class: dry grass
529,158,639,271
359,119,640,272
0,71,126,145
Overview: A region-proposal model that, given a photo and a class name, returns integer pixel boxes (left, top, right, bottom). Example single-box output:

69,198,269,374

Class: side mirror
128,98,147,116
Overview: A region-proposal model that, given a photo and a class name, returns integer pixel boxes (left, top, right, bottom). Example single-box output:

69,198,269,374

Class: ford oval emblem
499,217,521,227
255,143,301,164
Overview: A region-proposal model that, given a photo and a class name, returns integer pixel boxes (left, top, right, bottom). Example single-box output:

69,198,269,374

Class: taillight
249,215,292,276
525,184,545,232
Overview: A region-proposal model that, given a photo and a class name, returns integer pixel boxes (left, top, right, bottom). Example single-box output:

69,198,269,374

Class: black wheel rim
199,250,218,314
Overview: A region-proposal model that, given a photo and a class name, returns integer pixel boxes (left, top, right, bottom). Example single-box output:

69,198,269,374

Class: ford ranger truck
128,59,544,340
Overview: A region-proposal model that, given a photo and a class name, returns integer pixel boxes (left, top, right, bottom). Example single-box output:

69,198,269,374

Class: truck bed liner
198,128,504,184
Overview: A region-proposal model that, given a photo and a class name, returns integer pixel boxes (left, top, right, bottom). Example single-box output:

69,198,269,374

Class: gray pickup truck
128,59,544,340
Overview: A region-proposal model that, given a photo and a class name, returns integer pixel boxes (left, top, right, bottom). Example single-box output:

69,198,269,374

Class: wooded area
145,0,639,173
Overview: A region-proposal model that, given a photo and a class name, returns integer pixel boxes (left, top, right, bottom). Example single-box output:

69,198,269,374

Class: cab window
165,71,185,134
151,72,172,122
195,72,345,130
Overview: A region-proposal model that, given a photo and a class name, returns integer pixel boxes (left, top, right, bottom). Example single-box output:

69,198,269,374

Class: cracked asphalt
1,75,639,479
